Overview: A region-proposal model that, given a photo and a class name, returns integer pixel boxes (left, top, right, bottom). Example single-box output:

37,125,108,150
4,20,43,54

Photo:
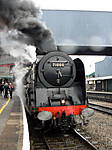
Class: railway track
88,103,112,115
30,127,98,150
87,91,112,103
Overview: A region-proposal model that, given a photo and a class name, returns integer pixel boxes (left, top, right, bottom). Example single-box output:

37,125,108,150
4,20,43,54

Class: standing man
4,82,9,98
9,82,14,99
1,81,4,98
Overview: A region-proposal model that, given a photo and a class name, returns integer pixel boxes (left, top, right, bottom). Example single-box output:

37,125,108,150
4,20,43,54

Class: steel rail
88,103,112,115
71,128,98,150
42,133,52,150
87,91,112,103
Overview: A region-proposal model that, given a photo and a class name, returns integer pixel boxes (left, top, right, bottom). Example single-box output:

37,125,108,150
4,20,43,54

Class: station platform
0,94,24,150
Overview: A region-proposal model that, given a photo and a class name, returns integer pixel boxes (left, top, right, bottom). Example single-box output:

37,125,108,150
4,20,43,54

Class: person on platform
8,82,14,99
1,81,4,98
4,82,9,98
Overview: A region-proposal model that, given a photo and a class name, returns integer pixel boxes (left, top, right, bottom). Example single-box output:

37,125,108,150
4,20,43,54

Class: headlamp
61,99,66,105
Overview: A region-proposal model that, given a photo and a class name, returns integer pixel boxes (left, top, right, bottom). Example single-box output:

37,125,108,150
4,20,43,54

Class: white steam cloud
0,30,36,63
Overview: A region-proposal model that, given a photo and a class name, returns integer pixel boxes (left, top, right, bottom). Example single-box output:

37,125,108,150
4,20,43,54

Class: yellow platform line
0,98,10,114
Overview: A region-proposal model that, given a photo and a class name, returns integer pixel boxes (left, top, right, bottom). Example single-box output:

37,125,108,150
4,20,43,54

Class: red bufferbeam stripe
32,105,87,116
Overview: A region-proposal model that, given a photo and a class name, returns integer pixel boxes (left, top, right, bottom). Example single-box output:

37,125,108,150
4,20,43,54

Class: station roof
86,75,112,81
42,10,112,56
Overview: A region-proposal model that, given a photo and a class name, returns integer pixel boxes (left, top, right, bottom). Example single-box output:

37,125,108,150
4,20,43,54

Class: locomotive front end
25,51,93,128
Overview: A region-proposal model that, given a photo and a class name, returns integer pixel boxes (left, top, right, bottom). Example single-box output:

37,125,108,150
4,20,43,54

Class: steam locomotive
24,51,93,128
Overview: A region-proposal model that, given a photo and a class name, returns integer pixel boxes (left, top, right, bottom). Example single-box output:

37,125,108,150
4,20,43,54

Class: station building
87,56,112,92
0,53,16,82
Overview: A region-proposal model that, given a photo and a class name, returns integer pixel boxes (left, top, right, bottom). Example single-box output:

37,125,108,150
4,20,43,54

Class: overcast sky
32,0,108,75
32,0,112,12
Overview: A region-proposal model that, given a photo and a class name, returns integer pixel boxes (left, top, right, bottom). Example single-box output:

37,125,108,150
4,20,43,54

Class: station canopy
86,75,112,81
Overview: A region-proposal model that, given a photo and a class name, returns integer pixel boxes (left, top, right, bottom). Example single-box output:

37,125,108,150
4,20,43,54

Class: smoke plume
0,0,56,53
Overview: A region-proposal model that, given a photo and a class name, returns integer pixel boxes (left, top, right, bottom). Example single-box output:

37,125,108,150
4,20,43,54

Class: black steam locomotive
24,51,93,127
